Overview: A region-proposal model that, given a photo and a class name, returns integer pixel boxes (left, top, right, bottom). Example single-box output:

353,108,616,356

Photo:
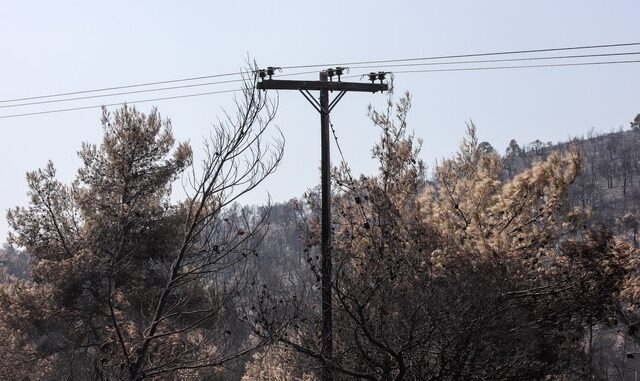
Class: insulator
266,67,275,79
377,72,386,82
368,72,377,83
258,69,267,80
327,67,335,78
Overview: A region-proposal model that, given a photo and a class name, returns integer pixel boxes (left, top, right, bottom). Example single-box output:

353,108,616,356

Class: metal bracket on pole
299,89,348,115
328,91,347,113
299,89,322,114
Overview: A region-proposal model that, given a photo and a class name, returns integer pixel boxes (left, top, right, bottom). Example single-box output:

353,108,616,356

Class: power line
3,59,639,120
0,70,317,110
281,42,640,69
8,52,634,111
0,89,240,119
0,78,245,109
4,51,637,111
2,44,640,120
0,71,245,104
361,59,640,76
346,50,640,70
3,42,639,105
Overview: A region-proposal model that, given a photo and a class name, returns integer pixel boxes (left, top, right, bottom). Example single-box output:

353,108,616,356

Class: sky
1,1,639,240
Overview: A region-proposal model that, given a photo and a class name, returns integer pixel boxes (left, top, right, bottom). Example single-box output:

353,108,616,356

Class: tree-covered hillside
501,118,640,244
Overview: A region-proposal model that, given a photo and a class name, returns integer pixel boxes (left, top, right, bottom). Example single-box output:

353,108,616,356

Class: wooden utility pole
318,71,333,379
257,68,387,381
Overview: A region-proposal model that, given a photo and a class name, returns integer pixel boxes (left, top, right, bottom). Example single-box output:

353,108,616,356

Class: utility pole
318,71,333,381
257,67,387,381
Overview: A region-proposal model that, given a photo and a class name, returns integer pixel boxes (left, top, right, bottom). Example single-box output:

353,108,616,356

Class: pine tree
2,72,283,380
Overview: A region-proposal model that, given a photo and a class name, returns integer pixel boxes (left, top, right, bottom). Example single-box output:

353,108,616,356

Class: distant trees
618,140,636,196
0,72,283,380
0,244,30,282
501,120,640,227
503,138,523,178
619,211,640,247
528,139,544,156
477,140,496,155
631,114,640,131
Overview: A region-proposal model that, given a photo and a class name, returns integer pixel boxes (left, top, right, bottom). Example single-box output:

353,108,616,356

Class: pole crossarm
257,79,387,93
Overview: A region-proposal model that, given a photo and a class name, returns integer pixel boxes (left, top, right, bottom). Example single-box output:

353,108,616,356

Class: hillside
501,123,640,243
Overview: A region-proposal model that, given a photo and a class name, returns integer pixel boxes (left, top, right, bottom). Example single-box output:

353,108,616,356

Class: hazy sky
1,1,639,240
